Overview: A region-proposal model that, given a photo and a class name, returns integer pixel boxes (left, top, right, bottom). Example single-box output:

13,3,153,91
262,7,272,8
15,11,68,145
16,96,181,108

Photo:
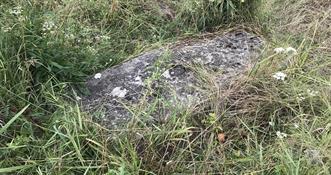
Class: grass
0,0,330,174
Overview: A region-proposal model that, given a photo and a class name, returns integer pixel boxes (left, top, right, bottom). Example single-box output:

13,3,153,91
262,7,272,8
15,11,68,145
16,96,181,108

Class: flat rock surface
82,31,263,128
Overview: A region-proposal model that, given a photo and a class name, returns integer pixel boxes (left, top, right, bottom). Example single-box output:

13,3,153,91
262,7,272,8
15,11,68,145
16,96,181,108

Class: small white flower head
276,131,288,139
285,47,298,55
274,47,285,54
18,16,26,21
294,123,299,129
87,46,97,55
94,73,102,79
110,87,128,98
64,33,75,39
272,72,287,81
42,21,55,32
94,35,101,41
101,35,111,40
307,89,318,97
268,121,275,126
9,6,22,16
296,93,305,101
1,27,12,33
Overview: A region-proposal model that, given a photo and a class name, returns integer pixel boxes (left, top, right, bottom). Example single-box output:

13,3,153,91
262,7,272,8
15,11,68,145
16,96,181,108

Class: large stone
82,31,263,128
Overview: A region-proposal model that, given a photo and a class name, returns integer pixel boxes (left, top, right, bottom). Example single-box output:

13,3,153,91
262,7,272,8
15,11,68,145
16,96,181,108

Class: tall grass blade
0,105,29,135
0,165,34,173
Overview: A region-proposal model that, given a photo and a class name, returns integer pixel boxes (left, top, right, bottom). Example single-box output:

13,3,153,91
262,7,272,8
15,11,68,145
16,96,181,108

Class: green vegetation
0,0,330,174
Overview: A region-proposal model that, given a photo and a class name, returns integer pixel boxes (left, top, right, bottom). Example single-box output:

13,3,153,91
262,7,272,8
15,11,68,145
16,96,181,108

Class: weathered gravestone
82,31,263,128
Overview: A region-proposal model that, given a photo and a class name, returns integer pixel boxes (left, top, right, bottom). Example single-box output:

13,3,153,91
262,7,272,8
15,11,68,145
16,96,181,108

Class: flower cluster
1,27,12,33
276,131,287,139
101,35,111,40
64,33,75,40
268,121,275,126
307,89,318,97
94,35,111,42
296,93,305,101
9,6,22,16
274,47,297,55
272,72,287,81
296,89,319,101
273,47,285,54
42,20,56,35
87,46,98,55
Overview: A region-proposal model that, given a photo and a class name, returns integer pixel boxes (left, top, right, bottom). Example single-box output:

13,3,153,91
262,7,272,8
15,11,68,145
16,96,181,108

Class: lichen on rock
82,31,263,128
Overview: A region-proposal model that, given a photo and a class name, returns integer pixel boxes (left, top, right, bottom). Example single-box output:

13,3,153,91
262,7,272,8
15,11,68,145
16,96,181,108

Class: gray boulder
82,31,263,128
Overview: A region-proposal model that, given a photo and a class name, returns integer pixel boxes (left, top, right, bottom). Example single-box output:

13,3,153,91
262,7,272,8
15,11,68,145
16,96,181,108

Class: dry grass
271,0,331,50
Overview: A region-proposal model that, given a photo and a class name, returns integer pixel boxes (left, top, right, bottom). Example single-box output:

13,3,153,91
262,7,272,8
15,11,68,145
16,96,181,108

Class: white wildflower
276,131,287,139
274,47,285,54
1,27,12,33
94,35,101,41
76,96,82,101
101,35,111,40
94,73,102,79
268,121,275,126
110,87,128,98
307,89,318,97
9,6,22,16
272,72,287,81
294,123,299,129
87,46,97,55
296,93,305,101
64,33,75,39
42,21,55,32
18,16,26,21
285,47,298,55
